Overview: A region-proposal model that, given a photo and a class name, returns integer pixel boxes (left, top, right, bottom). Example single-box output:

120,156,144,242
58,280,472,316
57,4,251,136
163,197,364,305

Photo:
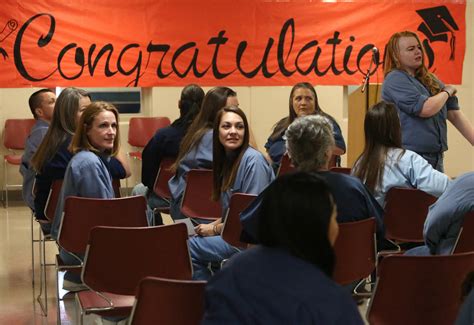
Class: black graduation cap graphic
416,6,459,62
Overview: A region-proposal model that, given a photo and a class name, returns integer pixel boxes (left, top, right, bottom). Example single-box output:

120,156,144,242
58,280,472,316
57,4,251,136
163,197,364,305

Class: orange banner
0,0,466,87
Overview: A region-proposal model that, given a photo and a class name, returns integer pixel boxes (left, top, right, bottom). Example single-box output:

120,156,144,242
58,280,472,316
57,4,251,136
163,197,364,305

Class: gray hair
285,115,335,172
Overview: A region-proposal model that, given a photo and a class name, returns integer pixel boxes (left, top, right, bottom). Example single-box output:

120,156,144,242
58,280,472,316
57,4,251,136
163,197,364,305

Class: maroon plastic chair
44,179,63,222
76,223,192,323
57,196,148,258
333,218,377,294
277,153,295,176
127,117,171,161
129,277,206,325
384,187,437,246
221,193,256,250
452,211,474,254
56,195,148,323
35,179,62,316
330,167,351,175
3,118,36,207
180,169,221,221
367,252,474,325
152,157,175,214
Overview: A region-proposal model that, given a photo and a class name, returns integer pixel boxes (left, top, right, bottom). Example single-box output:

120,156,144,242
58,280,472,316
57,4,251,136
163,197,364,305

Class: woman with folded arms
265,82,345,171
382,30,473,172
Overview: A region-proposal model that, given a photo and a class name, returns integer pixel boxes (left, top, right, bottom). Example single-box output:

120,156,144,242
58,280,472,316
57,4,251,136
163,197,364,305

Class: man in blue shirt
20,89,56,210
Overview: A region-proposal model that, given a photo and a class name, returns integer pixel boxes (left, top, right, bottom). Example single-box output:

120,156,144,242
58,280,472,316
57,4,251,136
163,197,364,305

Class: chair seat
128,151,142,160
77,290,135,315
156,207,170,214
5,154,22,164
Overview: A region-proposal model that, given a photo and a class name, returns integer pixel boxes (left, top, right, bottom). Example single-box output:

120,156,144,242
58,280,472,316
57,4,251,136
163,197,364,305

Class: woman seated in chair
202,172,363,324
133,84,205,222
31,88,129,234
265,82,345,172
52,102,124,289
189,106,274,280
168,87,238,221
351,101,449,207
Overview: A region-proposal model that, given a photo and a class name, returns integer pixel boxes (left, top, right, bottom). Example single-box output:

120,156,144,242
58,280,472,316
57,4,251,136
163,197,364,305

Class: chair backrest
452,210,474,254
277,153,295,176
221,193,256,249
58,195,148,255
3,118,36,150
128,117,171,148
129,276,206,325
82,223,192,295
328,155,338,168
333,218,377,285
367,252,474,325
384,187,437,242
44,179,64,222
153,157,175,200
180,169,221,221
330,167,351,175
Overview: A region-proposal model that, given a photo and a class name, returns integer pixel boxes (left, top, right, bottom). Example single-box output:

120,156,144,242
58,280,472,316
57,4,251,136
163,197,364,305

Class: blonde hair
383,31,441,95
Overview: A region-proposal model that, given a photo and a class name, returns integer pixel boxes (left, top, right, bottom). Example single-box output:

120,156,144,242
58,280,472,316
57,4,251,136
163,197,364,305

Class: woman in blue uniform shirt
133,84,205,224
265,82,345,171
189,106,274,280
168,86,238,220
352,101,449,207
382,31,473,172
31,88,129,235
202,172,363,324
52,102,124,290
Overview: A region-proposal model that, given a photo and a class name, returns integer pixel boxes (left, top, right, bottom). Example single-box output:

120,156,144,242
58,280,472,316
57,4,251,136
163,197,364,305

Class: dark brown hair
212,106,249,201
171,86,236,172
28,88,55,118
352,101,404,192
269,82,334,141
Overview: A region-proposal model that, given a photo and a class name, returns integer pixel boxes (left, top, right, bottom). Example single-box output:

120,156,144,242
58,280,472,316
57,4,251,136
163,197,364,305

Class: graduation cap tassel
449,31,455,61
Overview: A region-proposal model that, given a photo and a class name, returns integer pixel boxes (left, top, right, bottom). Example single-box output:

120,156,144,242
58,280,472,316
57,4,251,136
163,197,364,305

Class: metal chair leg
3,159,8,209
31,214,35,286
36,229,48,316
56,262,61,325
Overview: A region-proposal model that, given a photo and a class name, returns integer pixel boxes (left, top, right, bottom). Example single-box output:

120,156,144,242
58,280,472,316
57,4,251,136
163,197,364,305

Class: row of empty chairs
3,118,36,207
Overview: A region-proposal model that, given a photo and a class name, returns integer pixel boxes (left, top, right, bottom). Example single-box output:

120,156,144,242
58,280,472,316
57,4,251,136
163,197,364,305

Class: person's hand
194,223,216,237
443,85,457,97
